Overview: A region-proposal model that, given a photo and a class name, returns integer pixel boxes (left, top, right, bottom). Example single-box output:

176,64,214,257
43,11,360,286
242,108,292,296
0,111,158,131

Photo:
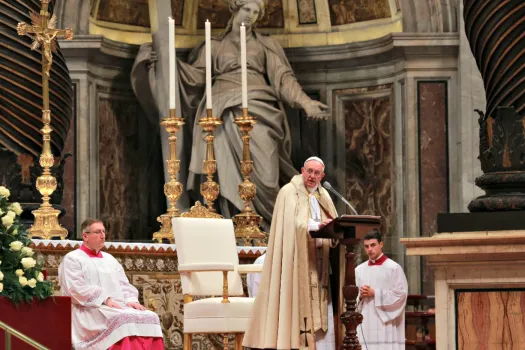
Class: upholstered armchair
172,217,264,350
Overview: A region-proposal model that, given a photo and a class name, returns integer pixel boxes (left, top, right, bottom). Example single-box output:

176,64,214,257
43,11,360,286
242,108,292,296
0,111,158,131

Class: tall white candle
240,23,248,109
205,19,213,110
168,17,176,109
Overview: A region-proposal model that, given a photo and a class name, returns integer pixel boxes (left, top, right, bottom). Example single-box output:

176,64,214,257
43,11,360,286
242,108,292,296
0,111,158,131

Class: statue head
224,0,265,33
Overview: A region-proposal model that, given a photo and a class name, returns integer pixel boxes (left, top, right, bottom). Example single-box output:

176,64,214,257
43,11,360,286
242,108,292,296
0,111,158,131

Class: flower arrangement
0,186,53,304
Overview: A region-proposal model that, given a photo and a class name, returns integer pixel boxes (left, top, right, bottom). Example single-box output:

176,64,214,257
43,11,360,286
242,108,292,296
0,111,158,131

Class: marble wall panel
97,87,165,241
342,85,394,238
96,0,150,27
328,0,391,26
297,0,317,24
196,0,284,29
418,81,448,295
456,290,525,350
170,0,184,26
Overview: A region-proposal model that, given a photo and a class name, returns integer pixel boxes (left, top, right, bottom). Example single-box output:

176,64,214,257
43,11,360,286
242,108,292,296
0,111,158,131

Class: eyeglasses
85,230,106,235
305,168,323,177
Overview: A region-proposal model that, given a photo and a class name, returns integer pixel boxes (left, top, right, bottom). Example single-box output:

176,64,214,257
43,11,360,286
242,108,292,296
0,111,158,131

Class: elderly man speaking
244,156,340,349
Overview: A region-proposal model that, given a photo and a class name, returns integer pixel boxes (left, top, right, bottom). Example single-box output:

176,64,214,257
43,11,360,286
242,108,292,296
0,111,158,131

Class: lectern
311,215,381,350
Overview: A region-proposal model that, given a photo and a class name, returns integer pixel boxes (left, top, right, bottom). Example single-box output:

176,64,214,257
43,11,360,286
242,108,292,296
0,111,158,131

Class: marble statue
133,0,329,225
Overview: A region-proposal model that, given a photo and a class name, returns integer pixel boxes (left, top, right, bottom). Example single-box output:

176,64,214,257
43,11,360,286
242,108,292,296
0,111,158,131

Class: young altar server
58,218,164,350
356,230,408,350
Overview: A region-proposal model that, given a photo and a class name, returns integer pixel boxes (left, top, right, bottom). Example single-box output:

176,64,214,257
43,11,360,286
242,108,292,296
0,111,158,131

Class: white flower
21,247,34,257
8,203,22,216
0,186,10,198
2,215,14,228
37,272,44,282
0,271,4,281
9,241,23,251
27,278,36,288
0,283,4,292
21,257,36,269
15,269,24,277
6,211,15,219
19,276,27,287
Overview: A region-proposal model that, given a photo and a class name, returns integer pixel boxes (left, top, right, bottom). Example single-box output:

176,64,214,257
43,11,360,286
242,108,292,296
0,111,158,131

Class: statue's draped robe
243,175,341,349
176,31,311,223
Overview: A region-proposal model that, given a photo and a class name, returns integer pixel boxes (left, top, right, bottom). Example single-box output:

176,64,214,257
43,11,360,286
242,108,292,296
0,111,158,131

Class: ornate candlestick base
28,111,68,240
29,206,68,239
198,109,223,214
153,109,184,243
232,209,265,246
233,108,266,246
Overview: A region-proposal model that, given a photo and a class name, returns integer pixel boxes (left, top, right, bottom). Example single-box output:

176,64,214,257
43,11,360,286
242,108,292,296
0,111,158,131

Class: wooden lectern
311,215,381,350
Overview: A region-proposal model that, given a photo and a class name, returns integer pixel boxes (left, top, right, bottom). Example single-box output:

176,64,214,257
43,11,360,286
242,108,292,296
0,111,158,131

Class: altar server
59,218,164,350
356,230,408,350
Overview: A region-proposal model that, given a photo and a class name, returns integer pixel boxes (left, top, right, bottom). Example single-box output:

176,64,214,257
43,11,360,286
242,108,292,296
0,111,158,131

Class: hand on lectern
318,218,333,230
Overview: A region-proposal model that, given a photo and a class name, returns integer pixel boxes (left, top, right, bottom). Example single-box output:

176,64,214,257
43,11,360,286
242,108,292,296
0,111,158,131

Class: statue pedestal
401,231,525,350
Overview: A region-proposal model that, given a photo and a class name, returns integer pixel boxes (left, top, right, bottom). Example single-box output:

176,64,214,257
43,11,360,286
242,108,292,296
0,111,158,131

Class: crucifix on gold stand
17,0,73,239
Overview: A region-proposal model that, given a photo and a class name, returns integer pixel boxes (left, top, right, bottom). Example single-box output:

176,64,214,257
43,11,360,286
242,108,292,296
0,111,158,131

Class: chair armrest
237,264,263,274
178,263,235,272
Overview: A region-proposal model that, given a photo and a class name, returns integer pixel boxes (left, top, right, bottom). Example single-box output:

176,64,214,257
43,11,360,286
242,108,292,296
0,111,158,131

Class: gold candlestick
198,109,223,213
153,108,185,243
17,0,73,239
232,108,265,246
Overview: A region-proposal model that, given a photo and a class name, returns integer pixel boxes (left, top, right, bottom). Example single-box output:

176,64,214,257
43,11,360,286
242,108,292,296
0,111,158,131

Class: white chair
172,217,263,350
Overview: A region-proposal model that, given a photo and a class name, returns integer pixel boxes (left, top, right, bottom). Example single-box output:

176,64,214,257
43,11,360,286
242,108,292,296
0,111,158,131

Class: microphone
323,181,358,215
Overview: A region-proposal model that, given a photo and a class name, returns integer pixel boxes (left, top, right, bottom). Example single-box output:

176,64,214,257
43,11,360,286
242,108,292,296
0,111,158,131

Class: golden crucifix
17,0,73,239
16,0,73,77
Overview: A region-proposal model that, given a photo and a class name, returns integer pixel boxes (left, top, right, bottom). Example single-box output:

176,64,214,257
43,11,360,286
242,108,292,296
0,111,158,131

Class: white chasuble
243,175,341,350
59,249,162,350
355,257,408,350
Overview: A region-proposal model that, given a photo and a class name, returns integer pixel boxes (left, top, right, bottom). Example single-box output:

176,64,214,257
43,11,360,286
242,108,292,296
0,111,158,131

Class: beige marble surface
401,231,525,350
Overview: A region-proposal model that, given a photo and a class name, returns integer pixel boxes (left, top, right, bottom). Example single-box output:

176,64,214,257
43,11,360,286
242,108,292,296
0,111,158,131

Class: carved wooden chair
172,217,263,350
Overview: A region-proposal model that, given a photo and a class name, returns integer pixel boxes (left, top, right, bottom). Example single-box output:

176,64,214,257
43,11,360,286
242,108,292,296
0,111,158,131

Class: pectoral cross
16,0,73,77
300,317,311,346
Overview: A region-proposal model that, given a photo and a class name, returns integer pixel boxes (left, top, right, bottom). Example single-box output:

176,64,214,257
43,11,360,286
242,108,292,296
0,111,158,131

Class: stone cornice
284,32,459,63
400,231,525,262
60,32,459,63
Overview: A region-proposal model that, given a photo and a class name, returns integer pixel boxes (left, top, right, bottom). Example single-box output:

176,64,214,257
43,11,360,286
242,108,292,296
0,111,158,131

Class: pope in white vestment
355,230,408,350
58,219,163,350
243,157,340,349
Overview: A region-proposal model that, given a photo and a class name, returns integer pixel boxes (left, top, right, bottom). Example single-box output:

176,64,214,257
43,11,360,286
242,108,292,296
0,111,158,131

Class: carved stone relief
328,0,391,26
297,0,317,24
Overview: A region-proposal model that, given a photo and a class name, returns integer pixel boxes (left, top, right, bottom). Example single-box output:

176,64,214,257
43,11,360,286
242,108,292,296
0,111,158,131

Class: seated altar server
356,230,408,350
58,218,164,350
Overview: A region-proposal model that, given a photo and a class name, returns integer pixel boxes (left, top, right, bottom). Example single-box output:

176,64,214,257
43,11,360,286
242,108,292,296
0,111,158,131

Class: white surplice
355,257,408,350
59,249,162,350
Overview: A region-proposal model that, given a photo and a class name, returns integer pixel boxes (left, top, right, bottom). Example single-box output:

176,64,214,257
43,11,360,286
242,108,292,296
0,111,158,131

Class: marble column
59,35,103,235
